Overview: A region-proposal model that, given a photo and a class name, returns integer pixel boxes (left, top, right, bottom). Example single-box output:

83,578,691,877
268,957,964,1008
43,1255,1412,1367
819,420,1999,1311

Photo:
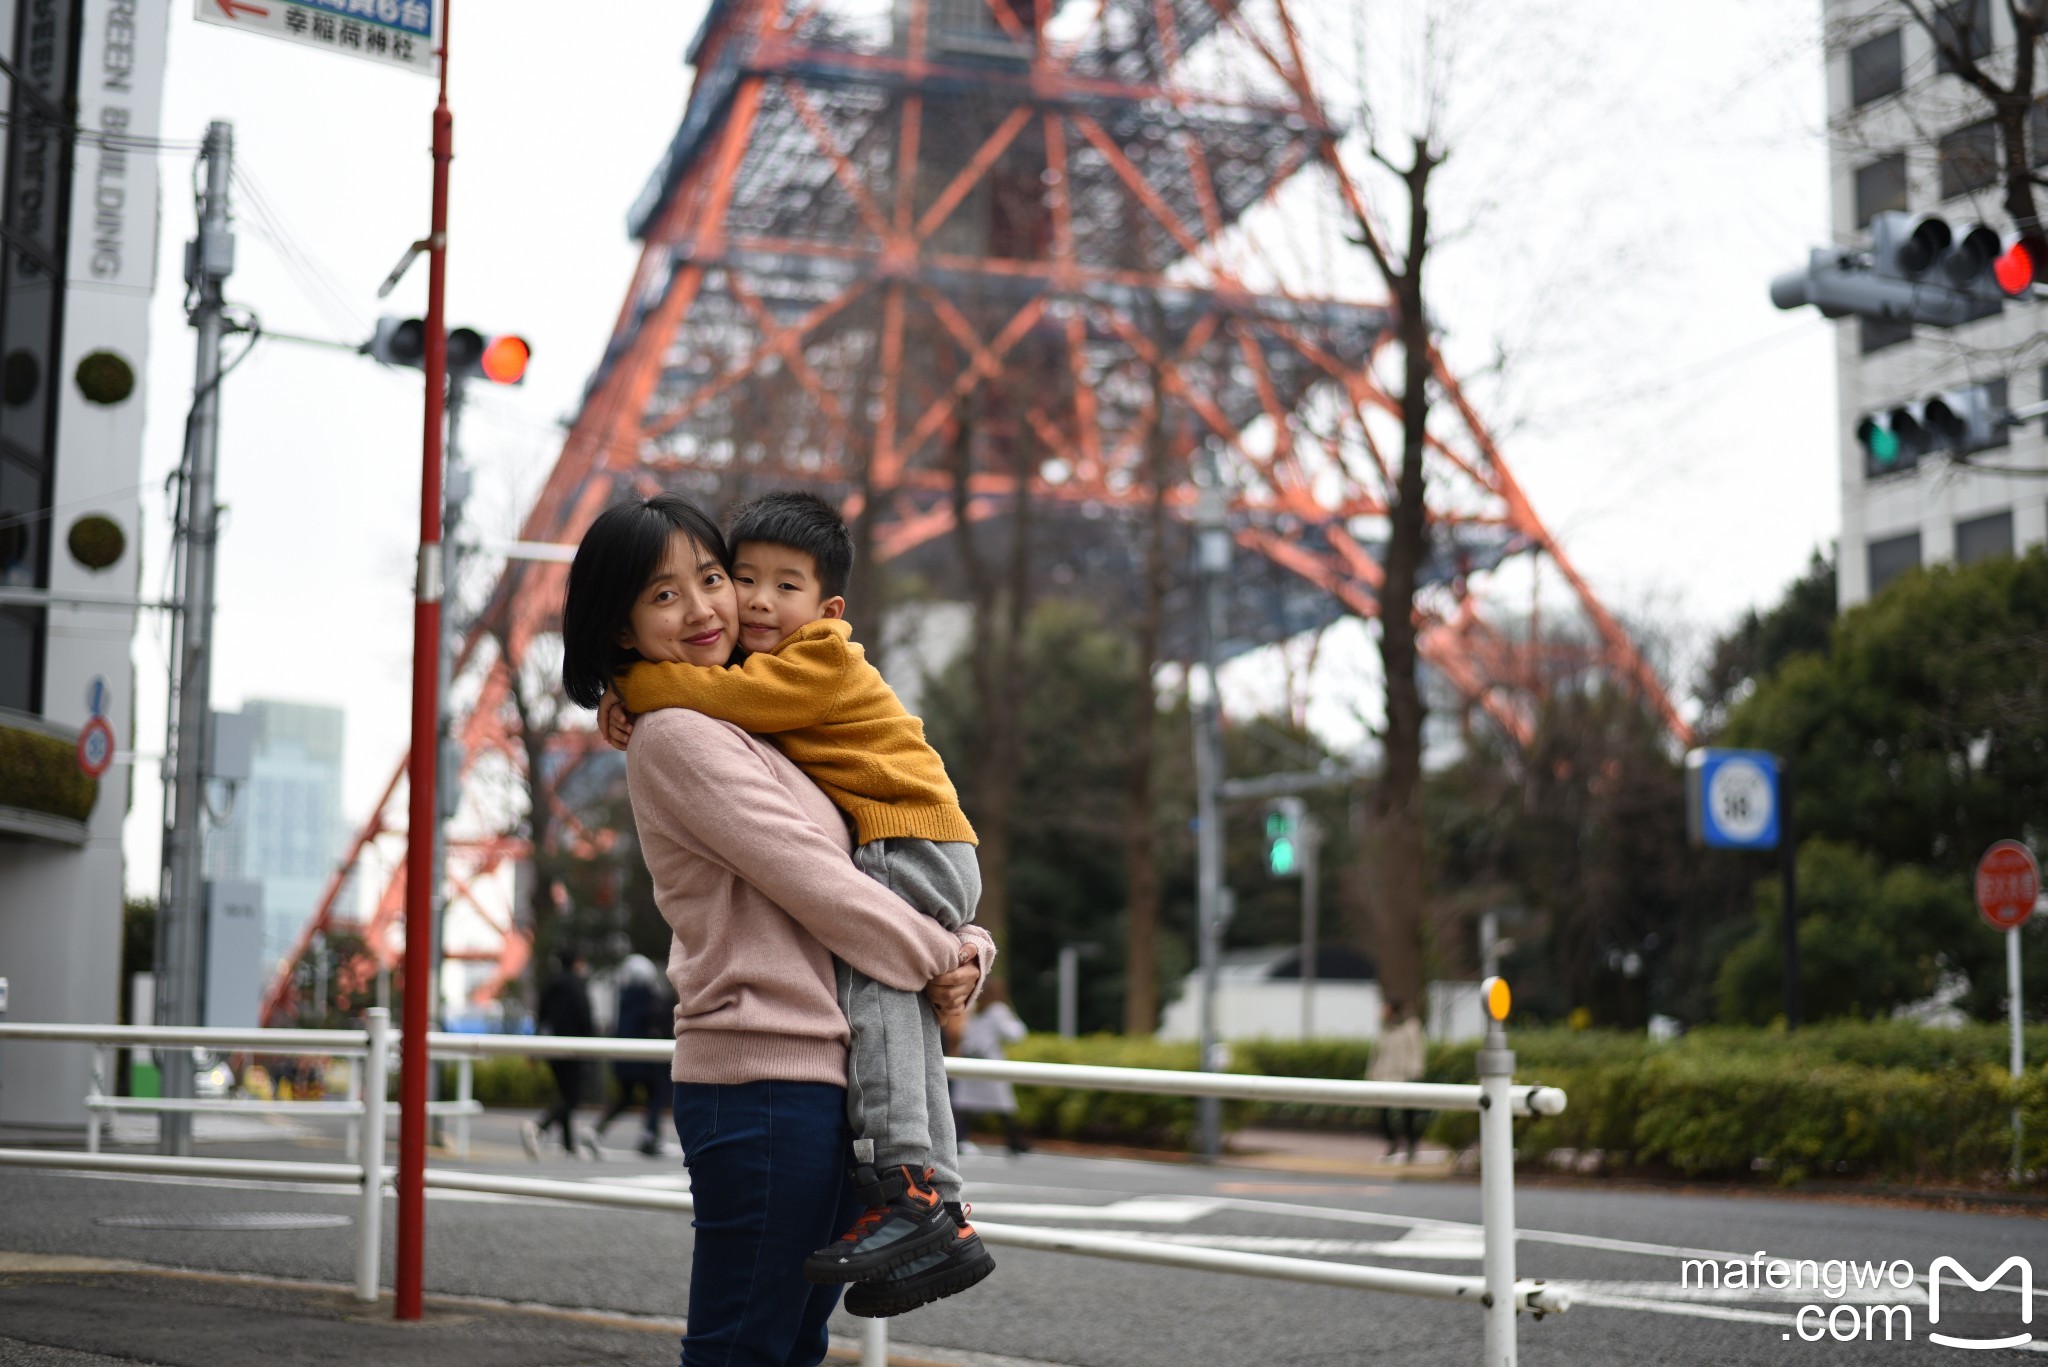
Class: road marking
1024,1229,1485,1260
968,1196,1222,1224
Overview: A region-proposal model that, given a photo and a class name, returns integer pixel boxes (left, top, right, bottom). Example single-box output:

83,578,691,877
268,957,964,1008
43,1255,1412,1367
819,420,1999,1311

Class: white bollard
1476,979,1518,1367
861,1315,888,1366
355,1008,389,1303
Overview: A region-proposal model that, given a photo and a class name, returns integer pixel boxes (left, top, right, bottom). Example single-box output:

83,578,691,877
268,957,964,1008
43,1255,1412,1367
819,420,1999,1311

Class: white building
1824,0,2048,606
0,0,170,1127
206,700,347,975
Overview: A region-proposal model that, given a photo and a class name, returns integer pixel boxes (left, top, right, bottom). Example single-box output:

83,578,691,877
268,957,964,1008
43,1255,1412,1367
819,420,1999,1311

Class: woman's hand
599,690,637,752
924,941,982,1015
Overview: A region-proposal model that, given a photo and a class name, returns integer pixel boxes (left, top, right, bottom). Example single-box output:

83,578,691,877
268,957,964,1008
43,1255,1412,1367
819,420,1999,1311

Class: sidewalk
0,1252,1036,1367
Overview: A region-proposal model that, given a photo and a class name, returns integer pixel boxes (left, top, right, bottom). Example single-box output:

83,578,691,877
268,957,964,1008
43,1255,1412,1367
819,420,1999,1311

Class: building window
1850,29,1904,106
1861,315,1913,352
1939,120,2000,199
1855,153,1909,227
1955,510,2014,564
1935,0,1995,73
1868,531,1923,594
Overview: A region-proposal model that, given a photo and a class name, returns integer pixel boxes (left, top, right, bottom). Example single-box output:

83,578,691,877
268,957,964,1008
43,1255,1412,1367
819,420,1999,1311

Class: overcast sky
121,0,1838,895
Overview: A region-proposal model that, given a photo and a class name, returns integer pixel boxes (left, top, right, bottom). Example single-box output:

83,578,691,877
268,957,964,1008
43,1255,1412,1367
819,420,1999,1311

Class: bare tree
1898,0,2048,259
1338,132,1445,1019
1121,367,1172,1033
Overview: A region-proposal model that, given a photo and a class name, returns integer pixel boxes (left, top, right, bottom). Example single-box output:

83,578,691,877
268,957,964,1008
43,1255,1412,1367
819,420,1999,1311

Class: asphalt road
0,1114,2040,1365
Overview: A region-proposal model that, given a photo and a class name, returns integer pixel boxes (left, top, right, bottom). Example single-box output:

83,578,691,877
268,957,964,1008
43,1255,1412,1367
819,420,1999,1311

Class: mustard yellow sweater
616,619,977,847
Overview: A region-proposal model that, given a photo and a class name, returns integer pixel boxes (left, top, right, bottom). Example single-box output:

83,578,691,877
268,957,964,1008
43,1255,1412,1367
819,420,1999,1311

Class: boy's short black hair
726,490,854,600
560,492,731,709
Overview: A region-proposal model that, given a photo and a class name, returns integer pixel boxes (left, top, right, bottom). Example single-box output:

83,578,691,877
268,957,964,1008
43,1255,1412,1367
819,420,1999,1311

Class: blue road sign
85,675,107,718
1685,748,1781,850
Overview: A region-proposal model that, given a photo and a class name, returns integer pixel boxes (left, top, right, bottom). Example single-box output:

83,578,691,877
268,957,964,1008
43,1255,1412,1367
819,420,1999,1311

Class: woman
596,952,673,1156
562,493,992,1366
949,982,1029,1156
1369,997,1427,1163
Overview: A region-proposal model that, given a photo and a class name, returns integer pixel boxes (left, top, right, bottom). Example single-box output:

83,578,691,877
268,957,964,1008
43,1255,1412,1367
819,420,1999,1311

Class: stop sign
1974,840,2040,931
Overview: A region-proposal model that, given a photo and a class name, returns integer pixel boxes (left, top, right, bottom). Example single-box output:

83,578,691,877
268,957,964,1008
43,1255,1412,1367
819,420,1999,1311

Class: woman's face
614,530,739,668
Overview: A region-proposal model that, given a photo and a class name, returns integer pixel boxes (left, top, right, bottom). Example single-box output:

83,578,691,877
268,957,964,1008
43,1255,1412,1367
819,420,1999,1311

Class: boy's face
731,540,844,651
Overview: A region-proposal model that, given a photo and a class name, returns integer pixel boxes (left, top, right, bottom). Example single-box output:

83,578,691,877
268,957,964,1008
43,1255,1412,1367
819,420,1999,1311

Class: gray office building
207,701,347,975
1823,0,2047,606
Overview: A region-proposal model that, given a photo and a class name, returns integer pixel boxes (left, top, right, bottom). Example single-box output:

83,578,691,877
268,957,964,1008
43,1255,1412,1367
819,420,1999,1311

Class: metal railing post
356,1008,389,1303
455,1055,473,1160
862,1316,888,1365
344,1047,362,1161
1476,982,1517,1367
86,1046,108,1154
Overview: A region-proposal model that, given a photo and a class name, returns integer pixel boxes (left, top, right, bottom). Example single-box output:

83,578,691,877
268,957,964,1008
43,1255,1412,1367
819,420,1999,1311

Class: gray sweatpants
837,837,980,1204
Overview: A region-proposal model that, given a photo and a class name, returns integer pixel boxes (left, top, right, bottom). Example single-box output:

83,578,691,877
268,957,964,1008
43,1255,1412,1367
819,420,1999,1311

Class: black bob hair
727,490,854,600
560,492,730,710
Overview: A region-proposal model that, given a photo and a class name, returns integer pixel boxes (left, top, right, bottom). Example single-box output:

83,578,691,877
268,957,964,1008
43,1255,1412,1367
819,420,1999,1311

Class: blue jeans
673,1080,860,1367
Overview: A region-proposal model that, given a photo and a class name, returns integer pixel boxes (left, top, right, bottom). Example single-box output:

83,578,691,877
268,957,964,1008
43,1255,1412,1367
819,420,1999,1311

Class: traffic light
364,316,531,384
1771,211,2031,327
1856,383,2006,477
1265,797,1304,879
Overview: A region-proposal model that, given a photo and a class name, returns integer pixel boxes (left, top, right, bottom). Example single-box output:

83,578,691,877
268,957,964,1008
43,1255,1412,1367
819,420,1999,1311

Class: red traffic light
480,334,530,385
1993,239,2033,296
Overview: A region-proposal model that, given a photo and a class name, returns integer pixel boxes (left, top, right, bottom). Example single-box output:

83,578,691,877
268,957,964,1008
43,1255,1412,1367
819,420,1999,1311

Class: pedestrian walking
950,983,1029,1156
524,949,601,1160
1369,997,1427,1163
596,952,673,1156
561,492,993,1366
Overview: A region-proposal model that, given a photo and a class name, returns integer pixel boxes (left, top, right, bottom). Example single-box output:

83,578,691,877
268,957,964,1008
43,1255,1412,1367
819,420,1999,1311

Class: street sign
77,716,115,779
194,0,442,77
1685,748,1781,849
1975,840,2039,932
84,675,107,717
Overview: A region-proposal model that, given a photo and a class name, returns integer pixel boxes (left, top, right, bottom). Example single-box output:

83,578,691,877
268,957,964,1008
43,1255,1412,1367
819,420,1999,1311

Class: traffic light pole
426,373,467,1147
1299,816,1320,1039
158,122,235,1157
396,7,453,1321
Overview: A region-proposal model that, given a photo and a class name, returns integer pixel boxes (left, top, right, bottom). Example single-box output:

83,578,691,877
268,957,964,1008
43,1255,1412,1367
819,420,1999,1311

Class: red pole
396,1,452,1321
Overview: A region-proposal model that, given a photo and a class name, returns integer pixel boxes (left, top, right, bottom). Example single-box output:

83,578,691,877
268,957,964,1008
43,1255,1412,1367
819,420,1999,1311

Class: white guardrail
0,1014,1569,1366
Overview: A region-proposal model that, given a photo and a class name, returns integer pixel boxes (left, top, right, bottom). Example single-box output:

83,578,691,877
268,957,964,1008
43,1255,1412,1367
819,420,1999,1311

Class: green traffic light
1269,837,1297,876
1868,426,1900,465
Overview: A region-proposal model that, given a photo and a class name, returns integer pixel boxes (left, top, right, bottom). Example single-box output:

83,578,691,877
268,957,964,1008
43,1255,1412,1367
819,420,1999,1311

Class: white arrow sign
194,0,441,77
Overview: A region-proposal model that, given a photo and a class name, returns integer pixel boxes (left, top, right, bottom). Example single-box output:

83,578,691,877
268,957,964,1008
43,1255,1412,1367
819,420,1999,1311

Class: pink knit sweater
626,708,994,1087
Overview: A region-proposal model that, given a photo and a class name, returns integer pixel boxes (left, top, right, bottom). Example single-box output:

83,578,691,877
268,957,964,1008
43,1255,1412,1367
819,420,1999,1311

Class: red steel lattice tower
266,0,1688,1019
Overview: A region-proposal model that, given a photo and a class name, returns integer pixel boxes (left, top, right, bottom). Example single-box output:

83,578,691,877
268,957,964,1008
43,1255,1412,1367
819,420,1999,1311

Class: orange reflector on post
1482,976,1511,1022
481,335,530,385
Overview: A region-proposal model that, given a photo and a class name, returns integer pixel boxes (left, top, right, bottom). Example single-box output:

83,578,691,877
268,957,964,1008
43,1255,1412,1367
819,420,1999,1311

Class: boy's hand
599,690,636,752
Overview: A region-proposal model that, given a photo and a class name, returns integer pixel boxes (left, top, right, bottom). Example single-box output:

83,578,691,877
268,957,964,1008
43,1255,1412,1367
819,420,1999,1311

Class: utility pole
1192,476,1229,1161
397,8,455,1319
156,121,235,1157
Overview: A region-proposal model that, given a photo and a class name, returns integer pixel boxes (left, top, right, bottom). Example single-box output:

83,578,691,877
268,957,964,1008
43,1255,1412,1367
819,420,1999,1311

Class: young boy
600,490,995,1316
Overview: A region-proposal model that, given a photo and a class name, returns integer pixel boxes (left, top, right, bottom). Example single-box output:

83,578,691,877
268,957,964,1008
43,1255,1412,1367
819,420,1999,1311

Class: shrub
0,719,97,822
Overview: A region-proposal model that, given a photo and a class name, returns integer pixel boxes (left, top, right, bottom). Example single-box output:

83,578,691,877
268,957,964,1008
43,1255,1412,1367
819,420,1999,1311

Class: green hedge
999,1028,2048,1187
0,719,97,822
1007,1036,1253,1148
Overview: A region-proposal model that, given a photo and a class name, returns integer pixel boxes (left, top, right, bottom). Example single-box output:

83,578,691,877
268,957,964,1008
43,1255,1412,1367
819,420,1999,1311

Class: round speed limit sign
1706,756,1775,844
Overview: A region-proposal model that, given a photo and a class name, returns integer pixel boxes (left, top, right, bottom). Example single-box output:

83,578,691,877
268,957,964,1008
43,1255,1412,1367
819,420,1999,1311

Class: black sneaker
803,1164,955,1284
842,1202,995,1318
